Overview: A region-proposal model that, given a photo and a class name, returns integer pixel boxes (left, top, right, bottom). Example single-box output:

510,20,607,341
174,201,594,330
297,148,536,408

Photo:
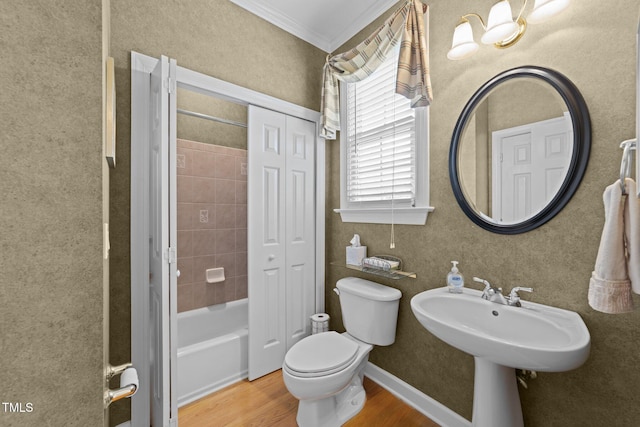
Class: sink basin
411,287,591,427
411,287,590,371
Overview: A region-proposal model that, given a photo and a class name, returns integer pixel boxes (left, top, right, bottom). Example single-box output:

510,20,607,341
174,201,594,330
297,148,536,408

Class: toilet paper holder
105,362,138,407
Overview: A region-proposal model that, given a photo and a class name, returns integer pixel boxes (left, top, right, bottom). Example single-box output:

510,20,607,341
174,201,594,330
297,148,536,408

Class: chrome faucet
507,286,533,307
472,277,533,306
472,277,508,305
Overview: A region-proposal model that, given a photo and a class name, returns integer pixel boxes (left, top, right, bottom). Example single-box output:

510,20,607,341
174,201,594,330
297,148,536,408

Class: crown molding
326,0,399,52
229,0,399,53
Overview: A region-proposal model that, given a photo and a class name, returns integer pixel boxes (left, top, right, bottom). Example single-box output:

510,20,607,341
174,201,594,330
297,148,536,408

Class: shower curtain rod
177,108,247,128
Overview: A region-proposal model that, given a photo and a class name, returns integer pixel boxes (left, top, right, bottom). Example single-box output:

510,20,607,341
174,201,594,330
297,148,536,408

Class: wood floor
178,370,440,427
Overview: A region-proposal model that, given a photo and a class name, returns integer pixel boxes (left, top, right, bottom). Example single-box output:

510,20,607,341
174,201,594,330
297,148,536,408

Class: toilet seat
284,332,359,378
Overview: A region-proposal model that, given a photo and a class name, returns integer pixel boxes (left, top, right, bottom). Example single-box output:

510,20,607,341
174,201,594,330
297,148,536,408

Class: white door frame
130,51,325,425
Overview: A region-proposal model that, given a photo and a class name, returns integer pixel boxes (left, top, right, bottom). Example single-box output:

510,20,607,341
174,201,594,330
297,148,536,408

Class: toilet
282,277,402,427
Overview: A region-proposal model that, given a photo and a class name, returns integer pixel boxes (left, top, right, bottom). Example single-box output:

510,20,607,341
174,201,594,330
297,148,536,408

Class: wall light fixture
447,0,570,60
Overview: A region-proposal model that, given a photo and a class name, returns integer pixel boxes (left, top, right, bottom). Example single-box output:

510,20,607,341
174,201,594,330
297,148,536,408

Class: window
335,48,433,225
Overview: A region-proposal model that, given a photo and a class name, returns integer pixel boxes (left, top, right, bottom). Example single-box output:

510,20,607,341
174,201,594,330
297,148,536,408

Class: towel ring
619,138,637,194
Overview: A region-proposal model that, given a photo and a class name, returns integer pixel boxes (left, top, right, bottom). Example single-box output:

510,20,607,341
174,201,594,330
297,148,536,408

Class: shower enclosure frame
130,51,326,426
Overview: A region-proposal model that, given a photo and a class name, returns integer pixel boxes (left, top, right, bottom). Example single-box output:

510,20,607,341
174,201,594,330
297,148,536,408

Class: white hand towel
588,180,633,313
624,179,640,294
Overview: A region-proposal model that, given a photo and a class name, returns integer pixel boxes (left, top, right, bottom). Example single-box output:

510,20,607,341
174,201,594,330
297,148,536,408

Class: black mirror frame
449,66,591,234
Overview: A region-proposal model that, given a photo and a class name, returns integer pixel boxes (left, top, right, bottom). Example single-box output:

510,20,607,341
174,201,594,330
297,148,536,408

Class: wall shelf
331,262,417,280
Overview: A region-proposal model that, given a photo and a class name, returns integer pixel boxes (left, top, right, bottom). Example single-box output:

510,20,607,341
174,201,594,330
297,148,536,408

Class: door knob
268,254,276,261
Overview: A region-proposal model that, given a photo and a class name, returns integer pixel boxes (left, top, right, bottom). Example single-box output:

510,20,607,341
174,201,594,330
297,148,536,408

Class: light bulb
447,20,479,60
481,0,519,45
528,0,570,24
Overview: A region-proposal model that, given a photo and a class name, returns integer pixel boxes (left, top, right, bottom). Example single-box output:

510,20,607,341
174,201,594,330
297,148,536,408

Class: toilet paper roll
120,367,139,396
310,313,330,334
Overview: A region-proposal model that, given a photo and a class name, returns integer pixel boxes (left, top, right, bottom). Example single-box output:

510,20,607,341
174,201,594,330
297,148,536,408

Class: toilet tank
336,277,402,346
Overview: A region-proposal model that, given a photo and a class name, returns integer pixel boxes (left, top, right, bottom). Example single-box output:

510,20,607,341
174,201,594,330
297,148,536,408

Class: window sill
333,206,434,225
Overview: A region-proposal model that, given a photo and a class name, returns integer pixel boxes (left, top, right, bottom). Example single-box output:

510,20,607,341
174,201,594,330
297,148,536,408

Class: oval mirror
449,66,591,234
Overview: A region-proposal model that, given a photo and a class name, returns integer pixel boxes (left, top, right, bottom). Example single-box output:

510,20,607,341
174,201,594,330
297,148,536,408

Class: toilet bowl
282,332,372,427
282,278,402,427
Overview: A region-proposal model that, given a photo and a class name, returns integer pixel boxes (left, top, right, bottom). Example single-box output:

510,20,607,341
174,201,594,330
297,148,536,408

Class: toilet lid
284,332,359,377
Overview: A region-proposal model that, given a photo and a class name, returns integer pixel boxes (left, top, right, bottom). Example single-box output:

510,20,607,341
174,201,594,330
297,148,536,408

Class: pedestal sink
411,287,590,427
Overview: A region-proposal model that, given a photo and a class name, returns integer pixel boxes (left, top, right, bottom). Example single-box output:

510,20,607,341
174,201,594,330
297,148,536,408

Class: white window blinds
344,51,416,204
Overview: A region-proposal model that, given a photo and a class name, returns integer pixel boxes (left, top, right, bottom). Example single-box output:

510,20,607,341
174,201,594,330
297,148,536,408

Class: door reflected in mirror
450,67,591,234
457,78,573,224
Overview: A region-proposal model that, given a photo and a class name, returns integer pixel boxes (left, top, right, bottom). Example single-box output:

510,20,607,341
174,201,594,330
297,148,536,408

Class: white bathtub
177,298,248,407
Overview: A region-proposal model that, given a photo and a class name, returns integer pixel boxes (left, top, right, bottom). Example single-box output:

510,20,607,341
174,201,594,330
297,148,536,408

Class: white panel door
248,106,316,380
248,106,288,381
149,55,178,427
285,116,316,349
498,132,533,222
492,114,572,223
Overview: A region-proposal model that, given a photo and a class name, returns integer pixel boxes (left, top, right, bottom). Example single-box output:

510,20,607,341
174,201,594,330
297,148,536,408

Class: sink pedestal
472,358,523,427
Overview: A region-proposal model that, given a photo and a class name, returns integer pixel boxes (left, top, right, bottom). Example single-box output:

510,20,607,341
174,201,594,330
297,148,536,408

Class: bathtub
177,298,248,407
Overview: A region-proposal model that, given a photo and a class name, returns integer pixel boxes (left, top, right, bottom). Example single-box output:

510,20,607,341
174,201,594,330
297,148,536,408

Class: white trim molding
365,363,471,427
337,98,433,225
334,207,434,225
229,0,399,52
130,51,158,427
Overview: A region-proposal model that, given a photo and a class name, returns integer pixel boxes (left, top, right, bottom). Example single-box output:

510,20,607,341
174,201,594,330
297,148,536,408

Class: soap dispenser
447,261,464,293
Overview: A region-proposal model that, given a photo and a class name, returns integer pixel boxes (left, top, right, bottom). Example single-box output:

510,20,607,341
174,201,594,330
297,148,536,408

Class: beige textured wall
0,1,105,426
488,78,565,132
326,1,640,425
108,0,326,423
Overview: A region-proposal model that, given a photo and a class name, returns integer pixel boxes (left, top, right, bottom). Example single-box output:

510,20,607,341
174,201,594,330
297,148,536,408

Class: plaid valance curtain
320,0,433,140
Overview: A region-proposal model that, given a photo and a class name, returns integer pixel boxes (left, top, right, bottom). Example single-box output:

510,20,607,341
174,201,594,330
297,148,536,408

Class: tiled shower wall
176,138,248,312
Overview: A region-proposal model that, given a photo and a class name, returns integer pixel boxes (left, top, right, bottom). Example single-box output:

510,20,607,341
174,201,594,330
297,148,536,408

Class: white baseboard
364,362,471,427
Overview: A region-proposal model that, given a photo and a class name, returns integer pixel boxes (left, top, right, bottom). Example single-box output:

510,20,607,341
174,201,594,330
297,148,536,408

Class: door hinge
165,247,177,264
165,76,176,94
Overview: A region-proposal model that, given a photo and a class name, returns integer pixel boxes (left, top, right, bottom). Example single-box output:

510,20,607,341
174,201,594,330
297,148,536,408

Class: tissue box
346,246,367,266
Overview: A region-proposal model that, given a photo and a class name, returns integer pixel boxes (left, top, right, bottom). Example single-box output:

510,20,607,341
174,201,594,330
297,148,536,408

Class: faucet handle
472,277,492,291
472,277,496,299
508,286,533,306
